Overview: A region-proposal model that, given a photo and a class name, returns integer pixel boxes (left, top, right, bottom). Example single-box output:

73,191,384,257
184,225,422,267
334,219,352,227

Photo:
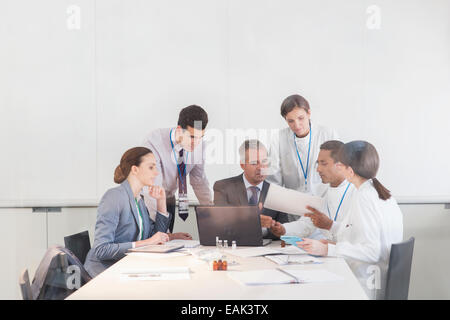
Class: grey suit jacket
213,174,289,240
142,128,212,220
84,180,170,278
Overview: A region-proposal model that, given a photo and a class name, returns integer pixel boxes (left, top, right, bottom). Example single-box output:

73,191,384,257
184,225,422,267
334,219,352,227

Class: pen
125,273,161,277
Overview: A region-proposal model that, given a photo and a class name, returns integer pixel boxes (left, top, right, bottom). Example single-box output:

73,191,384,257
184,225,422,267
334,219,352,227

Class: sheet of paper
265,255,323,265
275,246,307,255
227,269,297,286
125,251,189,259
227,247,284,258
166,239,200,248
227,246,306,258
279,267,344,283
264,183,325,216
120,267,190,281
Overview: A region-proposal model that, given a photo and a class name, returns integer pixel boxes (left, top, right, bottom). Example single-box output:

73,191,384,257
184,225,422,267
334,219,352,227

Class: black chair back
64,230,91,264
385,237,415,300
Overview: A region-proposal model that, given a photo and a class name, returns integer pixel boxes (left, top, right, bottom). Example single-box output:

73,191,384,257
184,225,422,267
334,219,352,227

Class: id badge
178,193,189,214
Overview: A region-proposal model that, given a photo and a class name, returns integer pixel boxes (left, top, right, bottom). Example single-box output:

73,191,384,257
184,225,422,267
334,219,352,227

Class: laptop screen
195,206,263,246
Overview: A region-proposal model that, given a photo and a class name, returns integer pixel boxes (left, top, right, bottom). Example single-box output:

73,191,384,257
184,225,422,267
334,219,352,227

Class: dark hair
177,105,208,130
320,140,344,163
337,141,391,200
114,147,153,184
280,94,310,118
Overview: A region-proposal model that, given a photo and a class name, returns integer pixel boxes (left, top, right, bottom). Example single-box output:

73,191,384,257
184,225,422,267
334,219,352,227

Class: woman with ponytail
84,147,171,278
297,141,403,299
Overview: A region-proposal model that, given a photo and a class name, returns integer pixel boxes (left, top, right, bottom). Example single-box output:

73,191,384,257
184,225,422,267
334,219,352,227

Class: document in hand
264,184,325,216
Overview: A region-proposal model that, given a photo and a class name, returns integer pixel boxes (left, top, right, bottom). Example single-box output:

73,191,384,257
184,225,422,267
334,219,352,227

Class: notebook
128,244,184,253
166,239,200,248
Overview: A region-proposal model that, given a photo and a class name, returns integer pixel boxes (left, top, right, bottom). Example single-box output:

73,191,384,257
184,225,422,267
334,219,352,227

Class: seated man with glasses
213,139,289,239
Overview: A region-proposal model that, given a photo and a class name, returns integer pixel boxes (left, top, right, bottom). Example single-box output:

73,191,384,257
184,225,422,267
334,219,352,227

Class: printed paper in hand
264,183,325,216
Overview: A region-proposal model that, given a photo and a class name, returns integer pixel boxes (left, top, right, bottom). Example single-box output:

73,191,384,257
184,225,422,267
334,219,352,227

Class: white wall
1,0,449,206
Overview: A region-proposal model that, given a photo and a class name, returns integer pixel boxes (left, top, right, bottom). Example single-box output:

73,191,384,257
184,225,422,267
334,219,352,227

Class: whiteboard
1,0,449,206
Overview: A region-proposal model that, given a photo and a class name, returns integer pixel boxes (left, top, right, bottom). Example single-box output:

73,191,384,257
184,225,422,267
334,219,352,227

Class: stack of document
120,267,190,281
227,267,343,286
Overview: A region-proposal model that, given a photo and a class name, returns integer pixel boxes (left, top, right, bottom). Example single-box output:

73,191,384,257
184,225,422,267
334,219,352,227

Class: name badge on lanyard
293,124,312,188
170,128,189,217
178,193,189,215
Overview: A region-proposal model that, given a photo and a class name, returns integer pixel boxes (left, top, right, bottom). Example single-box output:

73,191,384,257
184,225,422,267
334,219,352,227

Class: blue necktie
178,149,188,221
248,186,259,206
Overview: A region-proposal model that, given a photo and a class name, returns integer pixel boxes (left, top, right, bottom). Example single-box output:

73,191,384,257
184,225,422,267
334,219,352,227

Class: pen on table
124,273,161,277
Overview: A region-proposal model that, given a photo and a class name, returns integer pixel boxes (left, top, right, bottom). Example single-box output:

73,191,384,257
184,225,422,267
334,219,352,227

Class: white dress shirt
242,175,267,236
242,174,264,203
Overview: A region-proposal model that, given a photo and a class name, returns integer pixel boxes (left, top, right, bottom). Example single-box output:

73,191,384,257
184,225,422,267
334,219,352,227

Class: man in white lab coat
269,140,355,241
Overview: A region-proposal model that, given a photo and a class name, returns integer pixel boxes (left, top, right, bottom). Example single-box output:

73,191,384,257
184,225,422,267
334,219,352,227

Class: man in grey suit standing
213,139,289,240
142,105,213,238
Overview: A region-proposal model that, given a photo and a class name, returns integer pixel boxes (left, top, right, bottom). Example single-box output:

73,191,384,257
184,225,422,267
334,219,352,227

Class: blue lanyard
327,182,351,221
293,124,312,186
169,128,188,192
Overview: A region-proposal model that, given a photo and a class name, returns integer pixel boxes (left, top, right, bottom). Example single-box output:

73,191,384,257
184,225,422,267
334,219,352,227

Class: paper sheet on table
264,183,325,216
227,246,306,258
279,267,344,283
125,251,190,259
265,255,323,265
227,269,296,286
120,267,190,281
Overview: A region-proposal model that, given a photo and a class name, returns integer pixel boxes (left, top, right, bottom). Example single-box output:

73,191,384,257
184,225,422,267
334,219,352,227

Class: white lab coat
283,180,356,241
267,122,338,222
327,179,403,300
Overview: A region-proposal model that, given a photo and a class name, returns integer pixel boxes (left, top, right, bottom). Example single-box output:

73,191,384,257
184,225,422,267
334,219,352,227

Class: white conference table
67,241,368,300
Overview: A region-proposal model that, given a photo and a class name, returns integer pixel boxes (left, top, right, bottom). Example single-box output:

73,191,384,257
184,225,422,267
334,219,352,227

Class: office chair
64,230,91,264
19,269,33,300
30,246,92,300
385,237,415,300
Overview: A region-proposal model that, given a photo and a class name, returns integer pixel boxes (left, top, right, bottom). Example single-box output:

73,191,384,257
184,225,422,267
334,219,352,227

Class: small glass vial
218,259,223,270
213,260,218,271
231,240,237,250
222,261,228,271
223,240,228,249
216,237,222,249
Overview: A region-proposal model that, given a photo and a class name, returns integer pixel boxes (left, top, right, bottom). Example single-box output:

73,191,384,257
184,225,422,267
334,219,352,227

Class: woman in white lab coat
297,141,403,300
268,94,338,202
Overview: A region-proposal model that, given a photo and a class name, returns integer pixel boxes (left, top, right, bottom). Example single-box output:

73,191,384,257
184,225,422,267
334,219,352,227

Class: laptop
195,206,272,247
